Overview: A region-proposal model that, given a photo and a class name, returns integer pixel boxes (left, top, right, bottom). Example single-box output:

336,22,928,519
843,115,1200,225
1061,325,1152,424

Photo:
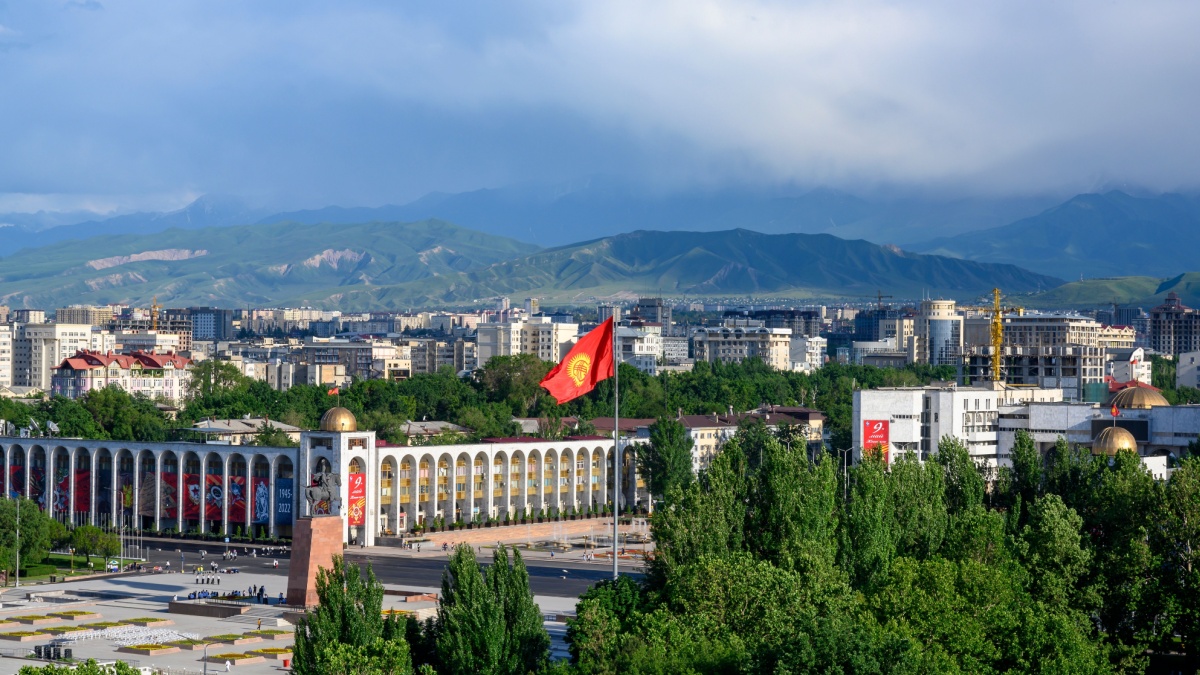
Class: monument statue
304,471,341,516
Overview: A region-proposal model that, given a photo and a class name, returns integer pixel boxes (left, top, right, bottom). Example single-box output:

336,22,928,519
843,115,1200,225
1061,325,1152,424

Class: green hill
1024,273,1200,309
0,220,539,309
286,229,1064,308
914,191,1200,279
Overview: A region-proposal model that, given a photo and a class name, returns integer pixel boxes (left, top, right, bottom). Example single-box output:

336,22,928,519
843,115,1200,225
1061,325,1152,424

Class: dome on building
319,407,357,432
1108,386,1170,410
1092,425,1137,456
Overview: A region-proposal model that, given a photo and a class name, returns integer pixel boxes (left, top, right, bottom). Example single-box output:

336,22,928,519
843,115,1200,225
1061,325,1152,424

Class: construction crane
875,290,894,310
990,288,1003,382
151,296,161,332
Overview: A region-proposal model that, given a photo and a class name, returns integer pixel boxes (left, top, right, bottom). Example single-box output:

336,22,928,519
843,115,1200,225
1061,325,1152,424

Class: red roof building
51,349,193,403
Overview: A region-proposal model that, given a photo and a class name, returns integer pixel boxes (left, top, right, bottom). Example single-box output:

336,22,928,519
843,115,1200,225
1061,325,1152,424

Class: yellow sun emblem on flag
567,353,592,387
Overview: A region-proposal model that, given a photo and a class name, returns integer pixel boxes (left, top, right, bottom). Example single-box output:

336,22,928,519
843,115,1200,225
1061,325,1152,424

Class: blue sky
1,0,1198,214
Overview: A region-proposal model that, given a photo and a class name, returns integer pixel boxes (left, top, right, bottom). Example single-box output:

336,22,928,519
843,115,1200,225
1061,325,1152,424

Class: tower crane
151,296,161,332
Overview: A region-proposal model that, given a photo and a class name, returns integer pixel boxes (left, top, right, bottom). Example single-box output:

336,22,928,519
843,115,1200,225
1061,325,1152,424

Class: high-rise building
12,323,106,389
475,317,579,366
55,305,115,326
12,309,45,324
691,326,791,371
188,307,236,341
915,300,963,366
0,324,12,388
1149,292,1200,355
597,304,622,324
635,298,672,332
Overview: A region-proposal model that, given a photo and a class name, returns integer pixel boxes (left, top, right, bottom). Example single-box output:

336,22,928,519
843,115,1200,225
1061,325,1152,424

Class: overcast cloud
0,0,1197,213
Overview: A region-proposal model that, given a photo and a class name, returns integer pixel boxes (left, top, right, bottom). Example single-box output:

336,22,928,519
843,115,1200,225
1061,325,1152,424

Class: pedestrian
278,591,284,604
257,619,262,631
225,659,231,671
273,559,278,569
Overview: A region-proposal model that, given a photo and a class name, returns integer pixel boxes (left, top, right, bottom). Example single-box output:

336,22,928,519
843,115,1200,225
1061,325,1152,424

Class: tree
1157,457,1200,672
71,525,103,565
935,436,985,516
252,421,297,447
1016,495,1092,610
187,359,251,399
636,418,695,500
435,545,548,675
0,497,55,574
19,659,141,675
317,638,413,675
96,532,120,562
999,430,1043,529
292,556,404,675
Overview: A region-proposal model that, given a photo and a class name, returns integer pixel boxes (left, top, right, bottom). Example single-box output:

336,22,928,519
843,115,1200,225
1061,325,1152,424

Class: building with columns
0,407,643,548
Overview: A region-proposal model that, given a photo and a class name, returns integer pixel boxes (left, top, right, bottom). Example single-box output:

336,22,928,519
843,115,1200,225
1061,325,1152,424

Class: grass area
126,616,168,623
51,611,97,617
213,653,251,660
249,629,288,635
254,647,292,655
80,621,126,629
2,631,44,637
206,633,246,641
129,644,169,650
169,639,207,646
12,615,53,621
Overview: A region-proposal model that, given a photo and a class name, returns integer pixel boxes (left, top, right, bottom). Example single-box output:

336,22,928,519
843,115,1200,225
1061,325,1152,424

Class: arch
49,445,70,522
492,450,509,520
247,453,271,537
71,446,92,526
511,449,527,517
136,449,158,530
94,447,113,527
437,451,456,524
396,454,415,533
227,452,250,537
180,450,203,533
542,448,559,516
378,454,398,536
7,444,27,499
418,452,437,526
473,450,490,521
273,454,296,538
561,446,577,514
202,451,225,533
453,450,472,526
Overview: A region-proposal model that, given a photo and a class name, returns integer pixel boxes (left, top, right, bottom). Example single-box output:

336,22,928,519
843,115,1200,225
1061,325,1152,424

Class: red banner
229,476,246,525
183,474,201,519
161,472,178,520
8,466,23,497
205,474,222,521
863,419,890,464
74,470,91,513
348,472,366,526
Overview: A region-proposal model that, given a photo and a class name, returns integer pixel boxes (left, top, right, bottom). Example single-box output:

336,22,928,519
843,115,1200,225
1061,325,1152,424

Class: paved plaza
0,519,646,673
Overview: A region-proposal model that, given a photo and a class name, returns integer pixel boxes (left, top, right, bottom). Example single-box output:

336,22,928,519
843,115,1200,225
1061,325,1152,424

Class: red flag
1111,404,1119,418
327,387,339,396
540,318,615,404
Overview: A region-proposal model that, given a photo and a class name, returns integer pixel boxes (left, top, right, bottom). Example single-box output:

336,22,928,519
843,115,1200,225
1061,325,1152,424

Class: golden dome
1092,425,1137,456
1108,387,1170,410
319,407,357,432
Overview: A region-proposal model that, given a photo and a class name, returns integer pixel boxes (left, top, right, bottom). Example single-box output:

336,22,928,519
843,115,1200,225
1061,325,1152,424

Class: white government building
854,383,1182,478
0,408,644,548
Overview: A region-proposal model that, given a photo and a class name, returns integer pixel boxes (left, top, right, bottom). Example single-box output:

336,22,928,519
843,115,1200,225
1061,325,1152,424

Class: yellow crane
990,288,1003,382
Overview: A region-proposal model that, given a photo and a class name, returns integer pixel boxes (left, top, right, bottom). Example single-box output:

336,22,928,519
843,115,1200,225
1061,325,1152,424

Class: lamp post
69,547,74,574
14,496,20,589
203,642,210,675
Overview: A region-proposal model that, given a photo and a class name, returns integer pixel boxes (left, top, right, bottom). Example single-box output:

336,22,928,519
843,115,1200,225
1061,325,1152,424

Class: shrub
214,652,250,659
17,564,57,578
3,631,44,637
129,643,168,650
207,633,245,641
254,647,292,654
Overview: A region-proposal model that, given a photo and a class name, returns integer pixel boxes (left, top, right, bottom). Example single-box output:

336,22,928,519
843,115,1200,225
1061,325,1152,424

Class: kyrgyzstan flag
540,317,615,404
327,387,340,396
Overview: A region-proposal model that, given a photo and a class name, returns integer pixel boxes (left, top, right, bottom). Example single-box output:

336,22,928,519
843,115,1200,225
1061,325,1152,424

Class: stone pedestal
286,516,343,607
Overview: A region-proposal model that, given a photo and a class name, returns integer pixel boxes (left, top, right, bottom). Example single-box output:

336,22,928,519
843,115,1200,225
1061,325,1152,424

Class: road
136,537,640,598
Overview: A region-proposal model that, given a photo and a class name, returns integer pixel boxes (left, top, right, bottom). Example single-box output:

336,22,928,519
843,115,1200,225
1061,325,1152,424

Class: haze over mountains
1,185,1198,310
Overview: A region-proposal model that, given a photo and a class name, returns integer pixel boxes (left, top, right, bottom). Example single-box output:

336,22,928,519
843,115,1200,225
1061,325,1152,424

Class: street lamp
14,496,20,589
69,547,75,573
203,642,210,675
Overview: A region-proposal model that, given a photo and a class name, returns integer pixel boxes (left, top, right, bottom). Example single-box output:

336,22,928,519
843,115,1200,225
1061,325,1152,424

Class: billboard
74,470,91,513
228,476,246,525
347,472,366,527
183,473,201,520
161,472,178,521
8,465,23,498
30,466,45,509
138,472,156,517
251,477,269,524
275,478,294,526
204,474,222,521
53,471,70,513
862,419,890,463
119,472,134,513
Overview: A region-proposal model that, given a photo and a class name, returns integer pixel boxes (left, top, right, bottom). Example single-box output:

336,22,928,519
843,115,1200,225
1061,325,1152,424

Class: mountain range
912,191,1200,280
0,220,1061,311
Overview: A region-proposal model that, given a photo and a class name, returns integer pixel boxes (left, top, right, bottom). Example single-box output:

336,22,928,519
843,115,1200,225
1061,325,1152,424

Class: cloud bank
0,0,1197,211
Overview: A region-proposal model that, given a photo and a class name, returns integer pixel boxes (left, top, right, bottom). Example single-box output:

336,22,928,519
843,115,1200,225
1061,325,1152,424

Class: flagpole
612,318,620,580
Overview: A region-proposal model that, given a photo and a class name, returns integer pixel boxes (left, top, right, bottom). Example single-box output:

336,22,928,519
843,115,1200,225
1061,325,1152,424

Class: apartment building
475,317,579,367
0,325,12,388
791,336,826,373
616,326,662,375
1148,292,1200,355
12,323,112,390
55,305,116,326
50,349,193,403
691,326,791,371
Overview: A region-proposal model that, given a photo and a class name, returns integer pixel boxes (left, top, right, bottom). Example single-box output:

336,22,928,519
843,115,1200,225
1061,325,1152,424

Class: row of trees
291,548,552,675
568,426,1200,673
0,496,72,580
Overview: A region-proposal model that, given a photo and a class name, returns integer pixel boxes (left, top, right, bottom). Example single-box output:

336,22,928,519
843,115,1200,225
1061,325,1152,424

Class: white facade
13,324,109,389
790,336,826,373
116,330,181,354
691,327,791,370
1178,351,1200,389
853,384,1063,469
616,327,662,375
1106,347,1151,385
0,325,12,388
476,317,579,367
